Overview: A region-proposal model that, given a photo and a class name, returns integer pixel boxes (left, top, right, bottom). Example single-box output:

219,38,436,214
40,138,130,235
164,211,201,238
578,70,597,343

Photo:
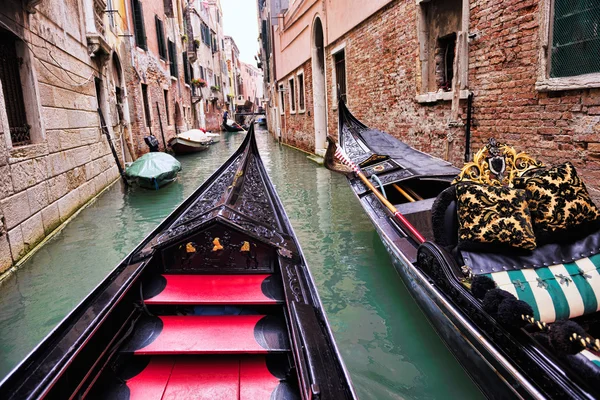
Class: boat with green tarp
124,152,181,189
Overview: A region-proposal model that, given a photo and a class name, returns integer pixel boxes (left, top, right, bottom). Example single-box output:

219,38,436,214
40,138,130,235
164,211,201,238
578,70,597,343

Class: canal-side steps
95,272,297,399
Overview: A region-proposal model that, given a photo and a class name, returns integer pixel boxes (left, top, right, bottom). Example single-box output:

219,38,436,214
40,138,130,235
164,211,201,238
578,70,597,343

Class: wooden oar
392,184,415,203
329,142,425,244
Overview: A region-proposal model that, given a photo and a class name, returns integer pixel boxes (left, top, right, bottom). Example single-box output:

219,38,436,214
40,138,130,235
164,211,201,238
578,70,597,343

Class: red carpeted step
240,357,281,400
161,357,239,400
123,356,289,400
121,315,290,355
143,274,284,305
124,357,174,400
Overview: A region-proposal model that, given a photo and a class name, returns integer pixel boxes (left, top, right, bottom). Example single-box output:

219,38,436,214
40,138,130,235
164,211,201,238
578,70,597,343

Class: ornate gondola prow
452,138,544,187
324,136,353,175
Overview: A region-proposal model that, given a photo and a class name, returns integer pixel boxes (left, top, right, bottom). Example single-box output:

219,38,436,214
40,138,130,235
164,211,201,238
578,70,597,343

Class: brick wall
126,17,192,155
279,59,315,150
275,0,600,200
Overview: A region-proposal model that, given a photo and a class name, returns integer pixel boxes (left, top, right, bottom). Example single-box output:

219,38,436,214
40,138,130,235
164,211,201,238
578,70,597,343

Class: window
155,16,167,60
297,72,305,111
436,33,456,91
211,31,217,53
131,0,147,50
141,83,151,127
288,77,296,113
199,66,205,80
183,52,190,84
107,0,116,28
0,33,30,146
549,1,600,78
417,0,469,102
279,84,285,115
334,49,346,103
201,22,211,46
164,90,170,125
168,40,177,76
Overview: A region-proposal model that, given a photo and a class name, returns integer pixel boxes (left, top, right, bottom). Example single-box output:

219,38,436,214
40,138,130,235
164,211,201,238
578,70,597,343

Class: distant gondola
222,118,245,132
1,124,356,399
325,99,600,399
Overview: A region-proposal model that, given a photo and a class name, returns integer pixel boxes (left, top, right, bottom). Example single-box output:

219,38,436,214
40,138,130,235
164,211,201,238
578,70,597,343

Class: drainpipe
464,92,474,162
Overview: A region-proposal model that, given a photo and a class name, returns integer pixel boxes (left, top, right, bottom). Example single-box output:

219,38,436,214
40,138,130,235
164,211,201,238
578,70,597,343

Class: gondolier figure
222,109,229,125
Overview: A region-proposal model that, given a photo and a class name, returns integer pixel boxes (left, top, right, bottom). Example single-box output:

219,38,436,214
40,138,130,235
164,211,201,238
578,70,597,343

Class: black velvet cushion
431,186,458,247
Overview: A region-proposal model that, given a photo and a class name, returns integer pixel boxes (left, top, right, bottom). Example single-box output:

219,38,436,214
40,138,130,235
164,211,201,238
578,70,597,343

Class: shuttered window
298,73,305,111
0,33,29,146
131,0,147,50
201,23,210,46
164,90,170,125
155,16,167,60
183,52,190,84
141,83,151,127
168,40,177,77
288,77,296,112
550,0,600,78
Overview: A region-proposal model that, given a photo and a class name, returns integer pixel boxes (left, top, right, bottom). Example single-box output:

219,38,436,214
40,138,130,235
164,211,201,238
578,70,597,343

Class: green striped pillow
581,350,600,368
484,254,600,323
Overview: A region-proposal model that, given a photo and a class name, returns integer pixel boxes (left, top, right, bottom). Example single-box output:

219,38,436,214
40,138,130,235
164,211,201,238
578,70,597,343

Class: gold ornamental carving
452,138,544,187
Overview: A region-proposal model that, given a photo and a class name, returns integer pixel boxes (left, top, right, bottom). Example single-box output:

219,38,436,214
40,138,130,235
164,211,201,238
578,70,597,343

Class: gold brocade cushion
456,183,537,251
514,162,600,242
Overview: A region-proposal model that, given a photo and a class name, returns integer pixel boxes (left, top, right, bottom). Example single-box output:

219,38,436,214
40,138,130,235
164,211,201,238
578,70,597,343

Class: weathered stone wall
275,0,600,201
0,0,123,274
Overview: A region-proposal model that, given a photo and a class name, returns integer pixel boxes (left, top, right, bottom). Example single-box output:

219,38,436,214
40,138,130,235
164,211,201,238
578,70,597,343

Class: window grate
551,0,600,78
0,34,30,146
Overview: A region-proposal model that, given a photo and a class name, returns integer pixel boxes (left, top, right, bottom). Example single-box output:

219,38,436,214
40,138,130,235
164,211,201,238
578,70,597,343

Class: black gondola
222,119,245,132
325,100,600,399
1,125,356,399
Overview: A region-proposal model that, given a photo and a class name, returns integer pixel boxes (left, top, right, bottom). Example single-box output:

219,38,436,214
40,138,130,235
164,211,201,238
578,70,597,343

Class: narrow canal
0,128,482,399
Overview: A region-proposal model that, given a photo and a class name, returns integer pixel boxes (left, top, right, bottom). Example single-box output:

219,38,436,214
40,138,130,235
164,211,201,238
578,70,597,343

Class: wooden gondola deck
0,125,355,399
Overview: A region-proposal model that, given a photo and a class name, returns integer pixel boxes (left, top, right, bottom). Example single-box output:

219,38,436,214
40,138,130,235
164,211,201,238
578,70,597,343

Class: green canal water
0,129,482,399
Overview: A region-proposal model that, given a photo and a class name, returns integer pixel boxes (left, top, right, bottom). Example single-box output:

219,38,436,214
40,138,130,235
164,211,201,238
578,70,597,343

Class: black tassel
482,288,513,316
496,297,533,330
471,275,496,299
549,320,587,355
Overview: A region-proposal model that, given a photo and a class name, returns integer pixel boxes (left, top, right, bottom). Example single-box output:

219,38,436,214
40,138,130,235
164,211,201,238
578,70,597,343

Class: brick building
0,0,133,273
186,0,228,131
125,0,192,154
263,0,600,199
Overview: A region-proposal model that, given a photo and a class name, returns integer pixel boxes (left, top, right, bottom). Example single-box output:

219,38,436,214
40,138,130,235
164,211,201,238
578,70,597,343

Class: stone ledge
9,143,49,163
415,90,470,104
536,74,600,92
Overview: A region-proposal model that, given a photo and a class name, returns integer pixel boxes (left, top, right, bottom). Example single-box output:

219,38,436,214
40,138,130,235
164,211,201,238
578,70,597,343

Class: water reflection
0,128,481,399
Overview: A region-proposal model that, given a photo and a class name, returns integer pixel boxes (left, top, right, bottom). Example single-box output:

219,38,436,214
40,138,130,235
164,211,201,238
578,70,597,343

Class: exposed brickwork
279,59,315,151
125,0,191,156
275,0,600,201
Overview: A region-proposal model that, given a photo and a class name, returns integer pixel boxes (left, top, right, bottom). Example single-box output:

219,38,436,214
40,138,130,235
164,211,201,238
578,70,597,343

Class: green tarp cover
125,152,181,189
